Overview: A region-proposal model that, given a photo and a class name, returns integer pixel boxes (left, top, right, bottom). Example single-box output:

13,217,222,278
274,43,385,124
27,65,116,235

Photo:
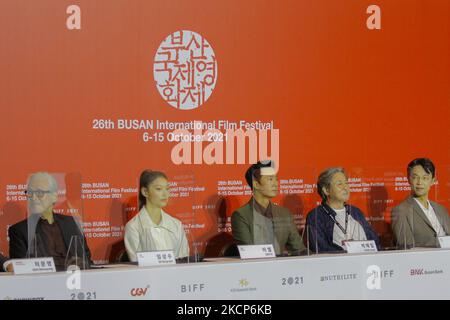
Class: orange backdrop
0,0,449,263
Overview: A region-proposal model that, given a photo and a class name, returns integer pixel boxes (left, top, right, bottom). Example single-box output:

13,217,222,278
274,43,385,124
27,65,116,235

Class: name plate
437,236,450,248
237,244,276,259
136,250,176,267
344,240,378,253
12,258,56,275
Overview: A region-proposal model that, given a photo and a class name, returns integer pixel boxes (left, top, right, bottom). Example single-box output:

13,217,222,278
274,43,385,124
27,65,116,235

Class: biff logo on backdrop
154,30,218,110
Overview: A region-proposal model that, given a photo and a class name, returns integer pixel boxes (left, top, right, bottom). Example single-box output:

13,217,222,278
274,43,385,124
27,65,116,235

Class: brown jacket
231,199,306,255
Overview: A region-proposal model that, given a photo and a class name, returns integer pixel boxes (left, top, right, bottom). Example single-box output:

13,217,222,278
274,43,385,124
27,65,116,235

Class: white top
414,198,446,236
124,207,189,262
332,208,367,249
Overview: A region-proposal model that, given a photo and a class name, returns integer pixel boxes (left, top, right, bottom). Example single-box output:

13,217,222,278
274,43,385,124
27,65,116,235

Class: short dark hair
245,160,273,189
407,158,435,178
139,170,168,209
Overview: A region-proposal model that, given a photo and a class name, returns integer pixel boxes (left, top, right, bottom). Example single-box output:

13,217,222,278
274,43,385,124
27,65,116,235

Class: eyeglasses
25,189,51,199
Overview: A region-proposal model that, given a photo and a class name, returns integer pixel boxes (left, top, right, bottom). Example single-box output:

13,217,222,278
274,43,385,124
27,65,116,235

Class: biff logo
154,30,218,110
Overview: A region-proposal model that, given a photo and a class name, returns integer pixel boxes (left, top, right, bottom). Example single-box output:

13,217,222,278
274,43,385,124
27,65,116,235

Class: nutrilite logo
320,273,357,282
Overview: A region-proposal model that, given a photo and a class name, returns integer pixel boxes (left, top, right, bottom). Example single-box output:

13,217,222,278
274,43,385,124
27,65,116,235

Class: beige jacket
391,196,450,248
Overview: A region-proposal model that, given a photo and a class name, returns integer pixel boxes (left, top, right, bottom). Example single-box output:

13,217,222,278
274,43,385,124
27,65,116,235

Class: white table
0,248,449,300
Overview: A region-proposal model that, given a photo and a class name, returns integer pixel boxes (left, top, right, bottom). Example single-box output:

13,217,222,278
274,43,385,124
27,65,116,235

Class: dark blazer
231,200,306,255
8,213,92,268
391,196,450,248
306,203,381,253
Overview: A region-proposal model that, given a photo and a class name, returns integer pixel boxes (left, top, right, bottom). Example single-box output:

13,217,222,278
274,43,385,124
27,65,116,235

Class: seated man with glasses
8,172,92,271
306,167,381,253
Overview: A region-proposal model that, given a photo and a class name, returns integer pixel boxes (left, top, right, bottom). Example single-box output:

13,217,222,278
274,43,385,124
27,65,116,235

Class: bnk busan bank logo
153,30,218,110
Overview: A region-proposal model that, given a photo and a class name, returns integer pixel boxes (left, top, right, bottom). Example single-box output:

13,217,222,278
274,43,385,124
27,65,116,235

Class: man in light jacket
391,158,450,248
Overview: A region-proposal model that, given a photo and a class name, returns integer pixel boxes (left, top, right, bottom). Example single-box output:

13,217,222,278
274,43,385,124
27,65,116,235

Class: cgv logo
130,286,150,297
